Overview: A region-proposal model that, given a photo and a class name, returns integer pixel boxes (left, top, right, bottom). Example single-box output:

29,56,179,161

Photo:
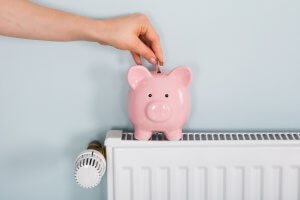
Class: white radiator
104,130,300,200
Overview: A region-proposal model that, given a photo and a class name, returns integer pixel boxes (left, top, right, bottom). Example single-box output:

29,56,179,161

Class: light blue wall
0,0,299,199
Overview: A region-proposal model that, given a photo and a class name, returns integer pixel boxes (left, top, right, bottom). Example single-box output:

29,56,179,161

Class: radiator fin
114,166,300,200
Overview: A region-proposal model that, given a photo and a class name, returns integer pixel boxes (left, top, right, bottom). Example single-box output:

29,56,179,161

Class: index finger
144,24,164,65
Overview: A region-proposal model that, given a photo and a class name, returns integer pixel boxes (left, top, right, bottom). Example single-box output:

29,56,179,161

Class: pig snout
146,101,172,122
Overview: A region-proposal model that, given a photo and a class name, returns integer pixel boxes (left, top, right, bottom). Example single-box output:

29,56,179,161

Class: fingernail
150,57,157,65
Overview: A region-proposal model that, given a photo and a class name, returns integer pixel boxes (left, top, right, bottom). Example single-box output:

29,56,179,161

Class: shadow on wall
183,60,200,129
92,60,131,131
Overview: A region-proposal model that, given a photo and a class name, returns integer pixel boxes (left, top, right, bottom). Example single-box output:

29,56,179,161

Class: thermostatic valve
74,141,106,188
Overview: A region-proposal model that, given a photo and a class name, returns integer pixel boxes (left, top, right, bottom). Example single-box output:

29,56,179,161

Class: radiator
104,130,300,200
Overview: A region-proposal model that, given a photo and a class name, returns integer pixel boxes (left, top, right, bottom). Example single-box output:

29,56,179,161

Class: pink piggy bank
127,65,192,141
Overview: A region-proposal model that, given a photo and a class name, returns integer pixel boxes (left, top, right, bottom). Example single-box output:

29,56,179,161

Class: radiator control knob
74,141,106,188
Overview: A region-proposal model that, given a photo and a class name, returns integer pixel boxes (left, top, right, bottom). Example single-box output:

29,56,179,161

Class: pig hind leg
165,129,182,141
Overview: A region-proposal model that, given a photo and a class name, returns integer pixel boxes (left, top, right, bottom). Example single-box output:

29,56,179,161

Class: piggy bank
127,65,192,141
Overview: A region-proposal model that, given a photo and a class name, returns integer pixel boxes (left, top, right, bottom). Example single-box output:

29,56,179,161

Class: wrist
84,19,108,44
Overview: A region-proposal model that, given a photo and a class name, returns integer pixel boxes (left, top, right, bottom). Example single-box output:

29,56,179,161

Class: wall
0,0,299,199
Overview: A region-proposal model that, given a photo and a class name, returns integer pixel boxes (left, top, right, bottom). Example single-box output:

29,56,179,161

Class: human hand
94,13,163,65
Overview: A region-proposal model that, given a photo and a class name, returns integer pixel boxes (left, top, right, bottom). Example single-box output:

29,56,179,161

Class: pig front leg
165,129,182,141
134,128,152,140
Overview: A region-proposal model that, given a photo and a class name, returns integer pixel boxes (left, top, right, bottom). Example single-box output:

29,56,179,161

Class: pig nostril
165,94,169,98
148,94,152,97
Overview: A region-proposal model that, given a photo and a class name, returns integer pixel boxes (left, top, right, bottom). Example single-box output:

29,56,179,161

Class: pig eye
148,94,152,97
165,94,169,98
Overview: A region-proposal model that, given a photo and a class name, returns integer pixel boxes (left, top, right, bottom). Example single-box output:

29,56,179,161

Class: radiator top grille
121,132,300,141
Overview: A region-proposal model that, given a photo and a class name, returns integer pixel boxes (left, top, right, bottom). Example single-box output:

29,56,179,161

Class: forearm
0,0,163,64
0,0,102,42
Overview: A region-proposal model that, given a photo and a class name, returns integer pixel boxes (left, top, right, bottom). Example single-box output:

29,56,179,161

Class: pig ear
169,66,192,87
127,65,152,90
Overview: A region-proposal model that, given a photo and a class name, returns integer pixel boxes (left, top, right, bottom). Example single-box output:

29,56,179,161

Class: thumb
131,38,157,65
